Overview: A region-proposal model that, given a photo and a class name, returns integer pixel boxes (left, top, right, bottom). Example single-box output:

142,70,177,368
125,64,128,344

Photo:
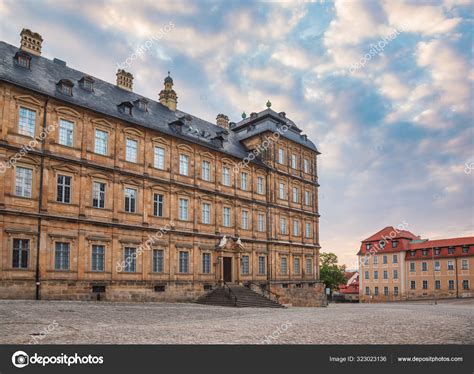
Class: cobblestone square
0,299,472,344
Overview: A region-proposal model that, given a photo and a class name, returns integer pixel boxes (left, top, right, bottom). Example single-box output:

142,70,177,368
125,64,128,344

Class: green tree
319,252,346,293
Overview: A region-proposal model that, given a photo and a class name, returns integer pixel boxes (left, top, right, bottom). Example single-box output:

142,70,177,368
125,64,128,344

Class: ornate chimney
20,28,43,56
216,114,229,129
116,69,133,92
159,71,177,111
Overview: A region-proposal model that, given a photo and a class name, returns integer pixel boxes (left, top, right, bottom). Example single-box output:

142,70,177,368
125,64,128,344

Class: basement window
203,284,213,291
281,283,289,289
154,285,166,292
92,285,106,293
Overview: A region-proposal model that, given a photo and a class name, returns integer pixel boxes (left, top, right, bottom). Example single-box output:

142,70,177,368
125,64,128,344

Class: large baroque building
0,29,325,306
358,226,473,302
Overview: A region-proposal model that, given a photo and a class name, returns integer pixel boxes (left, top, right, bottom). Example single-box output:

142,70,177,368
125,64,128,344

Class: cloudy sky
1,0,472,267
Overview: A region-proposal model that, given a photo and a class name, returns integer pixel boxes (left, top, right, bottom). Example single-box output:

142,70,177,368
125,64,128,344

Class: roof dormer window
14,51,31,69
79,76,94,92
134,98,148,112
57,79,73,96
118,101,133,116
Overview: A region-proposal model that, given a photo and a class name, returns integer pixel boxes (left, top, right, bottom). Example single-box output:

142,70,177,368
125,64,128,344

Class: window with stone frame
241,255,249,275
54,242,70,270
18,106,36,137
91,245,105,272
179,251,189,273
153,249,164,273
12,238,29,269
56,174,71,203
202,252,211,274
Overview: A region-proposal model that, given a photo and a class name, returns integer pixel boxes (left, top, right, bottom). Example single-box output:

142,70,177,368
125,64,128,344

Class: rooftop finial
241,111,247,119
266,100,271,108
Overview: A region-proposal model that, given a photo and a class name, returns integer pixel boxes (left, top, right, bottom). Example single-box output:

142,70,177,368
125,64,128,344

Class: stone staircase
196,284,284,308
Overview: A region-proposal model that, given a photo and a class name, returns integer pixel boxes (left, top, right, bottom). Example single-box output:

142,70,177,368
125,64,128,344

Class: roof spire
266,99,272,108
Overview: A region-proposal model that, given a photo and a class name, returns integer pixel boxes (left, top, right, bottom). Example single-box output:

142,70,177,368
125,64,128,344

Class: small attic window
134,98,148,112
57,79,73,96
118,101,133,116
14,51,31,69
79,76,95,92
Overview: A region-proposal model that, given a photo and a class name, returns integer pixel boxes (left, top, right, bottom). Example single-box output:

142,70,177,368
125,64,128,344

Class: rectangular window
435,261,440,271
293,220,300,236
280,257,287,274
373,256,378,265
12,238,29,269
279,182,285,199
125,139,138,162
202,160,211,181
365,271,369,280
410,280,416,289
94,129,108,155
393,254,398,263
59,119,74,147
383,270,388,279
124,188,137,213
241,255,249,275
18,107,36,137
448,247,455,254
153,249,164,273
154,146,165,169
374,270,378,279
383,255,387,264
179,154,189,175
374,287,379,296
202,253,211,274
461,259,468,270
306,258,312,274
257,176,264,194
222,167,230,186
54,242,70,270
435,280,440,289
422,280,428,289
365,287,370,296
384,287,388,296
463,280,469,290
91,245,105,272
240,172,248,190
202,203,211,224
448,280,455,290
56,175,71,203
422,249,428,256
179,198,189,220
179,251,189,273
366,243,371,250
410,262,415,272
303,159,309,173
223,207,231,227
124,247,136,272
392,241,398,248
92,182,106,208
15,167,33,198
241,210,249,230
258,256,266,275
447,261,454,270
422,262,428,271
258,213,265,232
291,154,297,169
393,270,398,279
462,246,469,254
280,217,287,234
278,148,285,164
292,187,299,203
153,194,164,217
304,191,311,205
435,248,441,255
294,257,300,274
305,222,311,238
394,286,399,296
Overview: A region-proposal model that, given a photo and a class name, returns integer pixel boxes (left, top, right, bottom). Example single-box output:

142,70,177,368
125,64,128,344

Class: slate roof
0,41,269,165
